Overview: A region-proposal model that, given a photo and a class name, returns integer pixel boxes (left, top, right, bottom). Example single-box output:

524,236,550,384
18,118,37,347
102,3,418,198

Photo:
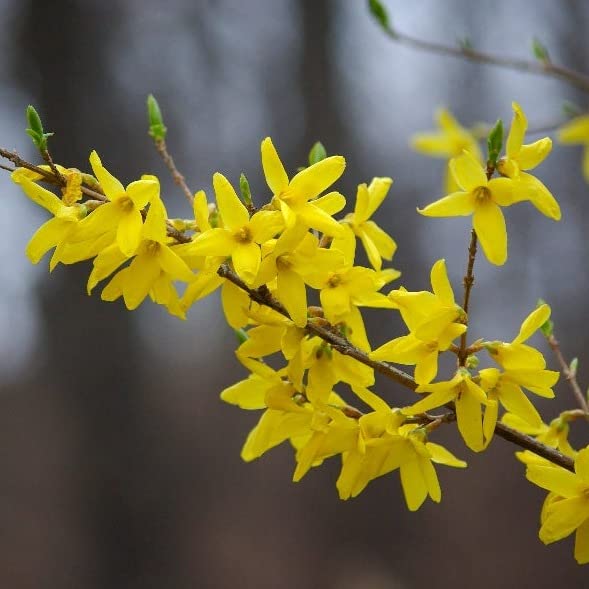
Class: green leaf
532,38,550,63
562,100,581,118
486,119,503,167
308,141,327,166
25,105,53,152
367,0,393,34
234,328,249,344
147,94,167,141
570,357,579,376
239,173,252,207
536,298,554,337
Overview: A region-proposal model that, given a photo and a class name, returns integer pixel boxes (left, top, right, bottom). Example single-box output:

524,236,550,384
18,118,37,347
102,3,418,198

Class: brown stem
459,229,478,365
385,28,589,94
41,148,64,183
154,139,194,206
547,333,589,414
217,263,574,471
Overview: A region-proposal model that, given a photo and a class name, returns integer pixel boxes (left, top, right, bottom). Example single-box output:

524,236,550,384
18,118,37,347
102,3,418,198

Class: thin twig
41,148,64,183
0,152,575,471
547,333,589,414
217,263,574,471
154,139,194,205
459,229,478,365
384,28,589,94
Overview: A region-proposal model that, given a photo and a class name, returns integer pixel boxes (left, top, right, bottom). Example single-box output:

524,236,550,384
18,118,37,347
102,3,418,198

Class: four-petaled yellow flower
558,114,589,182
261,137,346,236
419,151,516,265
497,102,561,220
334,177,397,270
404,369,488,452
185,172,283,283
73,151,159,256
371,259,466,384
411,107,483,193
526,447,589,564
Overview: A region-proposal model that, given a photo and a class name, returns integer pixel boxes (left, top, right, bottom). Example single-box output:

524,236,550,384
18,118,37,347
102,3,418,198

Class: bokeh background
1,0,589,587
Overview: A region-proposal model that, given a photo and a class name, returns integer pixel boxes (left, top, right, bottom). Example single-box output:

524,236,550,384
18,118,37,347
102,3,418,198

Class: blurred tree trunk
12,1,177,587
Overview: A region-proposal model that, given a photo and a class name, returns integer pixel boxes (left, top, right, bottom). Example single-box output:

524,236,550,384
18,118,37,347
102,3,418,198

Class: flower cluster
7,99,589,564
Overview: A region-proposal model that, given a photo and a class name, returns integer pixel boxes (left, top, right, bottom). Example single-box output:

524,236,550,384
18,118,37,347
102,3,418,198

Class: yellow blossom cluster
7,98,589,564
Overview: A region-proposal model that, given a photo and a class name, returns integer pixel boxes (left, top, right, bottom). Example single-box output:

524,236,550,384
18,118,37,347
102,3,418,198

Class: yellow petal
261,137,289,195
450,151,487,191
516,173,561,221
506,101,527,158
526,465,582,498
277,268,307,327
430,259,454,304
26,217,67,264
488,177,516,206
71,202,119,242
18,177,63,215
312,191,346,215
193,190,211,232
575,518,589,564
414,351,438,385
482,396,498,448
400,459,428,511
498,381,542,428
89,151,124,199
158,245,194,282
455,390,484,452
297,202,345,236
558,115,589,144
142,196,167,243
539,497,589,544
126,177,159,209
289,155,346,201
513,304,550,344
213,172,250,230
221,279,250,329
232,241,261,284
359,230,382,271
426,442,466,467
188,228,235,257
122,255,161,310
248,210,284,243
518,137,552,170
473,201,507,265
419,454,441,502
575,448,589,483
365,177,393,219
361,221,397,260
116,209,143,256
320,284,350,318
418,191,475,217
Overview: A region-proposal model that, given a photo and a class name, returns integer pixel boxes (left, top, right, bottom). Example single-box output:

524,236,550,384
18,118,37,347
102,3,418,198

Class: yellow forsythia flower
261,137,346,236
558,114,589,182
498,102,560,220
526,447,589,564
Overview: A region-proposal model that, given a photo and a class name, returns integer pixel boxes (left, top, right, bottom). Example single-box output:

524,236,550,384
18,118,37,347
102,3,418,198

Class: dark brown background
1,0,588,587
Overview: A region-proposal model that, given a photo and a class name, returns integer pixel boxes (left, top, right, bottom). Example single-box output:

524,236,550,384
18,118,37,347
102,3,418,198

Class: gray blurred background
1,0,588,587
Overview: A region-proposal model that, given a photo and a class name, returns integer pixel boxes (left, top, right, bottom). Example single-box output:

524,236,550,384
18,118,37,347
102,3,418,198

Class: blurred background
1,0,588,587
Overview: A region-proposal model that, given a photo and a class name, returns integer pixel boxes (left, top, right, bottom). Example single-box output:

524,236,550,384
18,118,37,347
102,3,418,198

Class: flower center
117,195,134,212
473,186,491,202
234,226,252,244
145,240,161,256
327,273,342,288
276,254,293,271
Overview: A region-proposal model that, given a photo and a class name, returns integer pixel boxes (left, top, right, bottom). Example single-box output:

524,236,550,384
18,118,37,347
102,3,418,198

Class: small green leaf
486,119,503,167
458,37,473,51
239,173,252,207
308,141,327,166
25,105,53,152
537,299,554,337
532,38,550,63
367,0,393,34
147,94,167,141
234,328,249,344
562,101,581,118
570,357,579,377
